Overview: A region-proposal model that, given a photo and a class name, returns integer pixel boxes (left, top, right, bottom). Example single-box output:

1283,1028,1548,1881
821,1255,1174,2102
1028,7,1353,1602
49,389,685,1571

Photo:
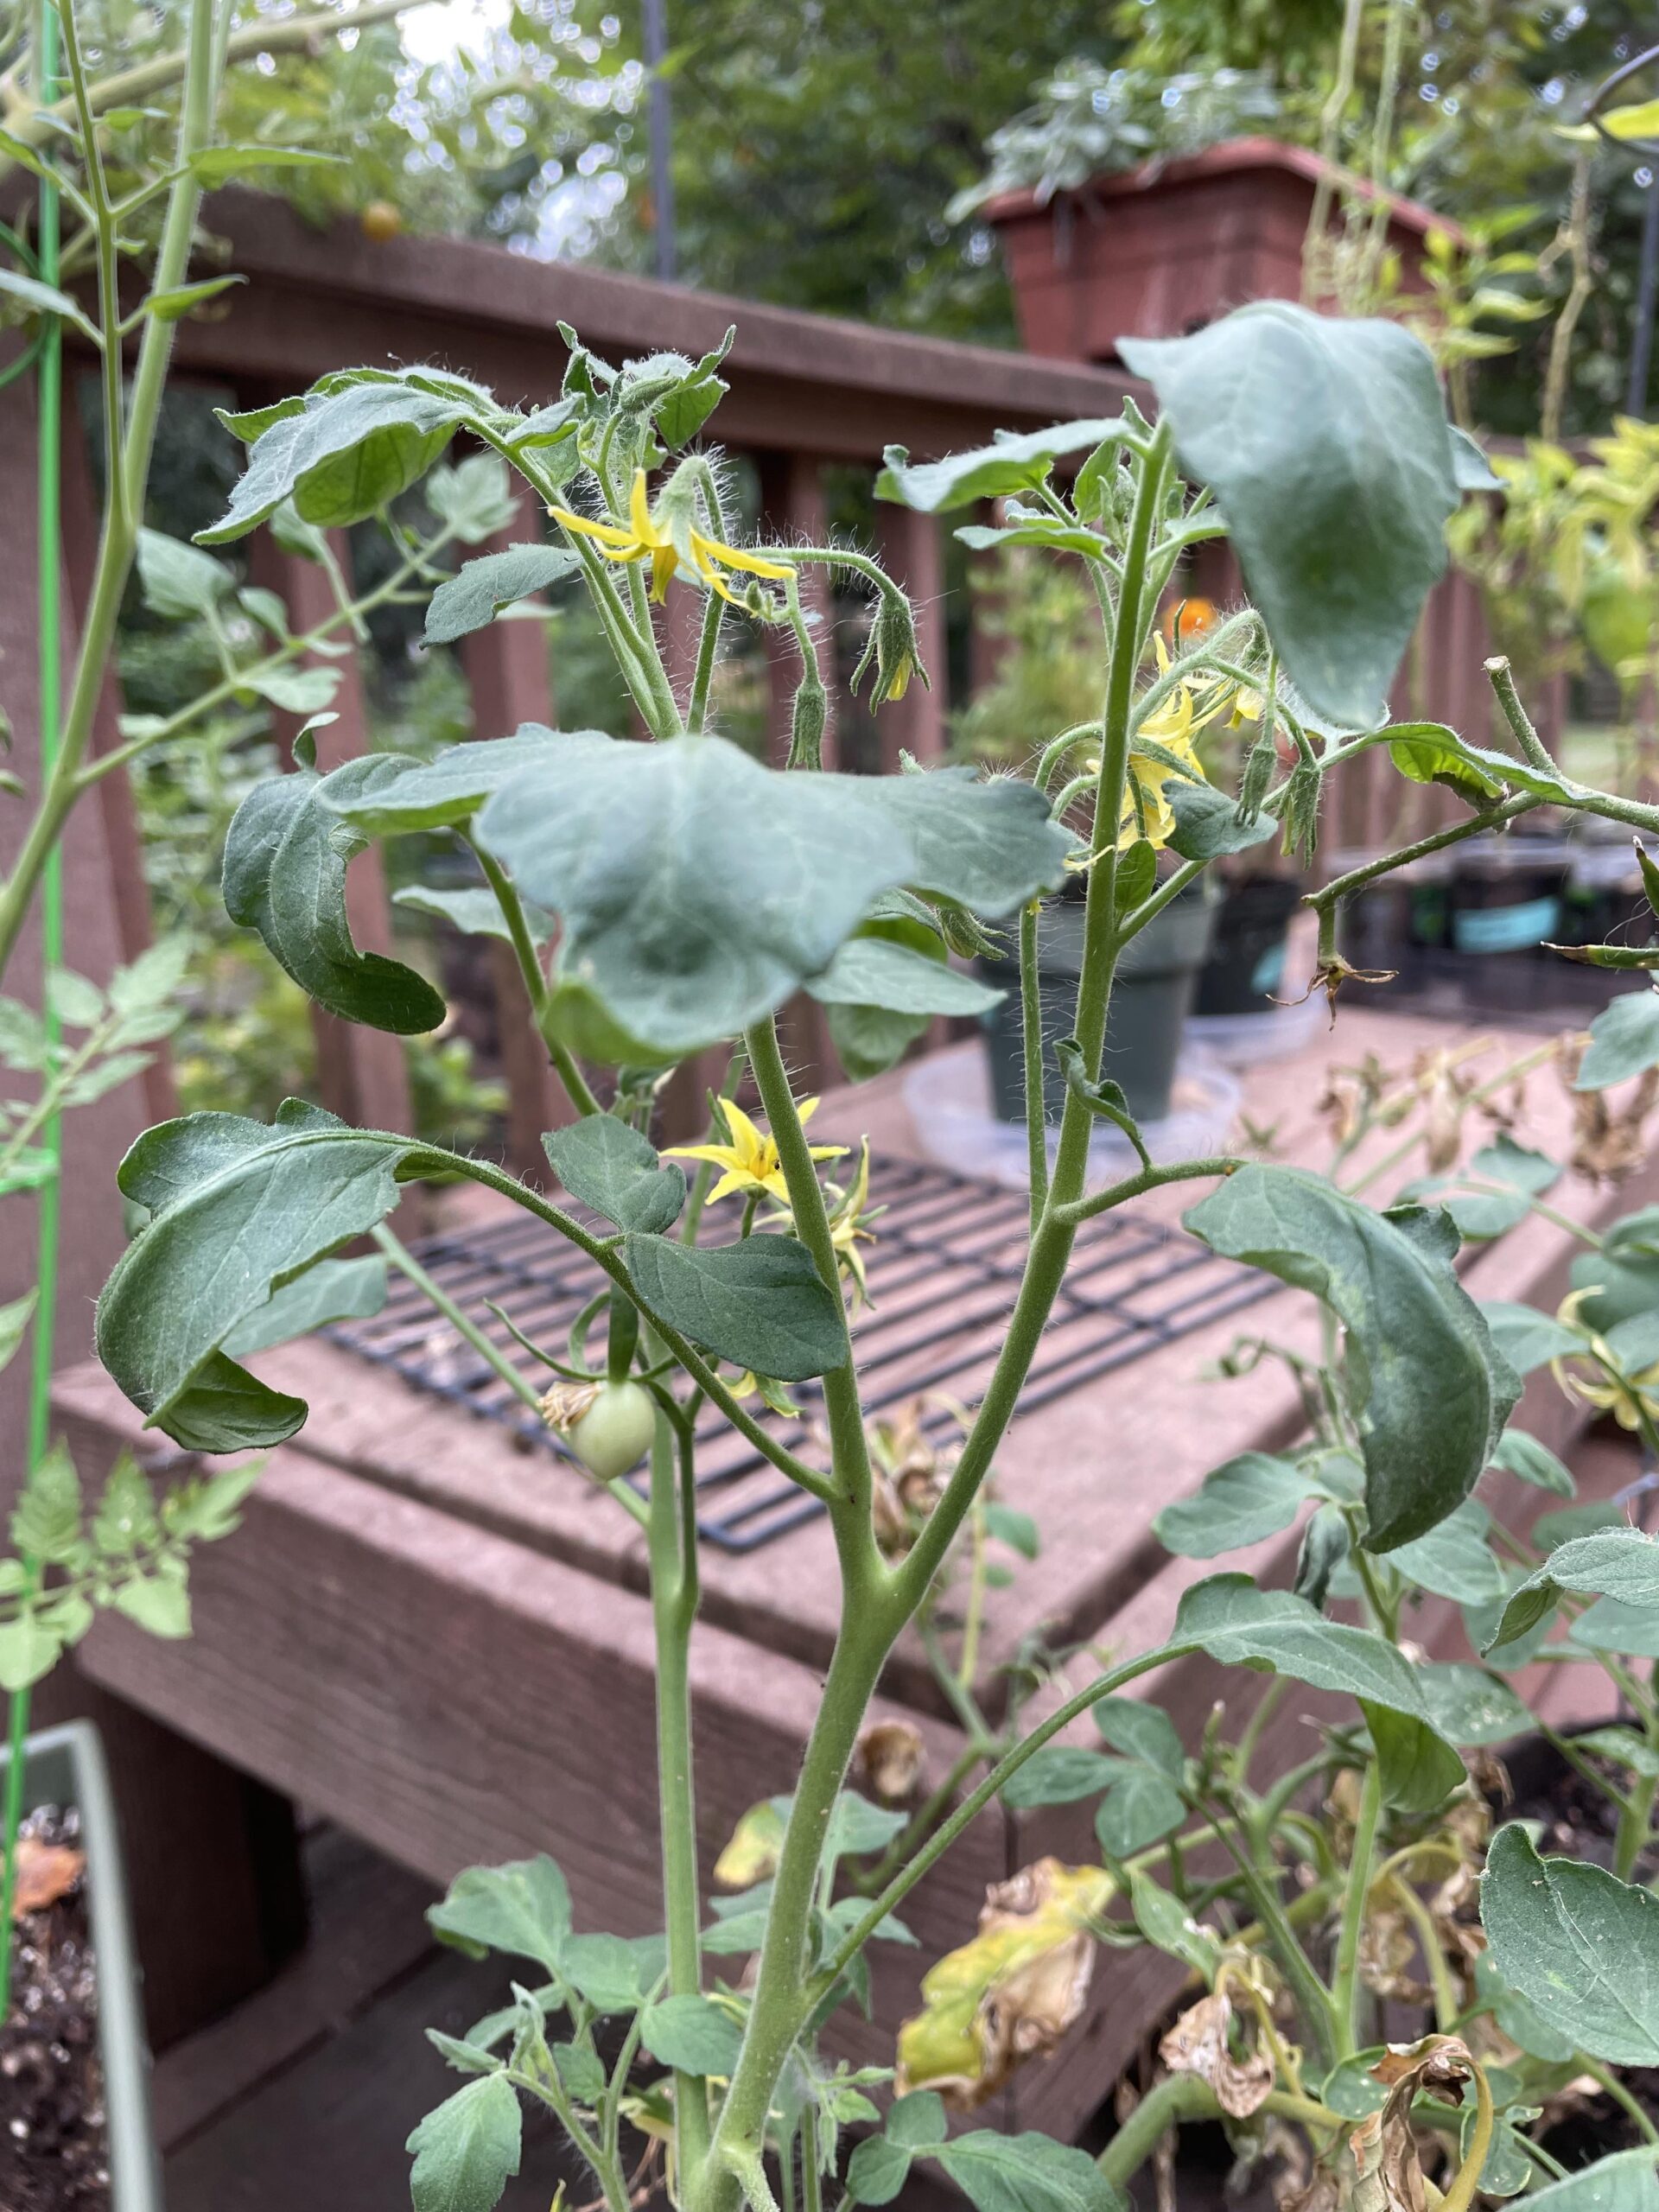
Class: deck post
252,531,415,1135
874,499,948,765
461,496,574,1173
0,367,307,2050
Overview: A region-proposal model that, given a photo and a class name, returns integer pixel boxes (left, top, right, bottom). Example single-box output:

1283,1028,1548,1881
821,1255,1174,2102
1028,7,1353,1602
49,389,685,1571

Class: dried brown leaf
1158,1991,1275,2120
858,1719,925,1803
1349,2036,1477,2212
7,1835,84,1918
1358,1901,1427,2005
1566,1049,1659,1182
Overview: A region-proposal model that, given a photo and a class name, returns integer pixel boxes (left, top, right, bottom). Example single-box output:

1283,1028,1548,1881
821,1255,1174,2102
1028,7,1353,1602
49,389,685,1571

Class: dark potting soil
0,1807,108,2212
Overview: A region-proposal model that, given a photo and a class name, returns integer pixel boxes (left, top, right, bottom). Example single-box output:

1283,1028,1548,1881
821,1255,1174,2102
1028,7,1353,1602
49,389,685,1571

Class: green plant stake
1,0,63,2020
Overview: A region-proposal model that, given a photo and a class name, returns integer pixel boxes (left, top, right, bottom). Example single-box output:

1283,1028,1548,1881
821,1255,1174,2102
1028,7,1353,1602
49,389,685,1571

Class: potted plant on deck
1,1723,157,2212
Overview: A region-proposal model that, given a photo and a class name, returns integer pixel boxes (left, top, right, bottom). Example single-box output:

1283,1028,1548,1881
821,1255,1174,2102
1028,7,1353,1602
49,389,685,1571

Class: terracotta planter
984,138,1451,363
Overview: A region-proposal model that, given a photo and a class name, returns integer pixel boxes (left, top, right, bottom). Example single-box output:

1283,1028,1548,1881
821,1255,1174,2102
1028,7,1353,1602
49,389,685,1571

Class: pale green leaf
623,1231,845,1382
638,1994,743,2077
0,267,101,345
1482,1300,1580,1375
96,1103,443,1450
406,2075,522,2212
1518,2152,1659,2212
1415,1662,1529,1746
428,1856,571,1976
467,733,1072,1059
999,1745,1121,1810
1491,1427,1574,1496
423,454,518,545
189,143,343,184
935,2129,1128,2212
137,275,244,323
1122,303,1458,729
10,1440,81,1562
201,378,468,543
1095,1767,1185,1857
1128,1868,1222,1979
1153,1452,1312,1558
111,1562,192,1638
0,1290,36,1376
1175,1575,1455,1741
1483,1824,1659,2065
1185,1166,1516,1549
424,545,580,644
136,528,234,620
804,936,1002,1018
1577,991,1659,1090
1092,1698,1185,1781
221,1254,388,1358
543,1118,686,1236
223,759,446,1033
0,1615,64,1692
876,419,1128,512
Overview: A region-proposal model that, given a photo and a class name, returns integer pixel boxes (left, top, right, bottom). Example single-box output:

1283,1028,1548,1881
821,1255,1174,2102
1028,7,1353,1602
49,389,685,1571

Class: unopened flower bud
789,677,827,770
854,585,929,707
1235,733,1276,825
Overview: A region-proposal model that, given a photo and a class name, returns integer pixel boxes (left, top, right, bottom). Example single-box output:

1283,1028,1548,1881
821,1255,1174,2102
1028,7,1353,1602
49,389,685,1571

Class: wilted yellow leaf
714,1799,786,1890
895,1858,1113,2109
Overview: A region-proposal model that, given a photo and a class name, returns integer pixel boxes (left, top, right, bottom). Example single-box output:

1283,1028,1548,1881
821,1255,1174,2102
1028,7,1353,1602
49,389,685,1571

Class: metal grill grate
325,1158,1275,1554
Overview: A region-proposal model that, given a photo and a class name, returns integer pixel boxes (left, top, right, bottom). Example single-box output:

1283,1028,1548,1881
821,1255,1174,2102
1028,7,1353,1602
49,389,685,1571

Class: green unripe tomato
565,1380,656,1483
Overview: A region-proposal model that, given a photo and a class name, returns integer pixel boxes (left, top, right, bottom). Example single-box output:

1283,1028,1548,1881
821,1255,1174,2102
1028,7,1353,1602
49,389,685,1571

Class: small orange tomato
359,200,402,243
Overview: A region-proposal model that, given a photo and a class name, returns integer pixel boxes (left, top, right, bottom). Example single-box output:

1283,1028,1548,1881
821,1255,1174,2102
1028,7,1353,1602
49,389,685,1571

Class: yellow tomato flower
826,1138,880,1310
1552,1288,1659,1433
550,468,793,605
664,1094,847,1205
1110,638,1258,850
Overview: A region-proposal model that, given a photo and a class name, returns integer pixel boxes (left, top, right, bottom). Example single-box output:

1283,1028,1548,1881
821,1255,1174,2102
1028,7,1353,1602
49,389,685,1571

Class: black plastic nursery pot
1446,836,1571,1015
0,1720,160,2212
1193,875,1305,1017
1338,871,1449,988
980,879,1217,1126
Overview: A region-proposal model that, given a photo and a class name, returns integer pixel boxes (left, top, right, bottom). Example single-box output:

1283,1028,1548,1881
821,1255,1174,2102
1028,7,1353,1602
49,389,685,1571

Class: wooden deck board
214,1010,1626,1713
152,1824,435,2152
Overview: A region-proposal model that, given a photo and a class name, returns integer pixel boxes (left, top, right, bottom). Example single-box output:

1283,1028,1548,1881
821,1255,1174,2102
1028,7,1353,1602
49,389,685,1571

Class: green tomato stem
1332,1757,1384,2060
649,1408,712,2182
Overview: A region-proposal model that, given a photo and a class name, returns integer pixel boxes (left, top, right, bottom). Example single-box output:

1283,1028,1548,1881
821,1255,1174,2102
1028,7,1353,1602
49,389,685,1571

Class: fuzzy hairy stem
650,1410,712,2181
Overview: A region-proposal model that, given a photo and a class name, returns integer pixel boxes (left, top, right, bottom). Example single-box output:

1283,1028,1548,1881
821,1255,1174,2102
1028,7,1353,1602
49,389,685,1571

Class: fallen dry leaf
7,1835,85,1918
1565,1046,1659,1182
857,1719,925,1802
1158,1990,1275,2120
1357,1897,1428,2006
